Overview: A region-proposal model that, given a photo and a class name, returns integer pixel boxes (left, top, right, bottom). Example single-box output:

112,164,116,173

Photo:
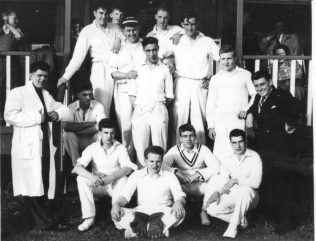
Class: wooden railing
243,55,313,126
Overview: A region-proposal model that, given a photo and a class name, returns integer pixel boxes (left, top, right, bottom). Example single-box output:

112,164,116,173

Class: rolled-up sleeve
121,171,138,202
196,148,220,181
77,145,93,167
168,172,186,201
118,146,138,171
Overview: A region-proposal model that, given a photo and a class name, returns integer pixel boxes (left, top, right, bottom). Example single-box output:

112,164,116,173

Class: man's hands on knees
205,191,220,209
111,204,124,222
99,174,114,186
171,200,185,220
223,179,238,194
89,174,104,187
208,128,216,140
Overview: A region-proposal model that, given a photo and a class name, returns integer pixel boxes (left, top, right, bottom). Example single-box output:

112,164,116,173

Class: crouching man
111,146,186,238
72,118,138,231
204,129,262,238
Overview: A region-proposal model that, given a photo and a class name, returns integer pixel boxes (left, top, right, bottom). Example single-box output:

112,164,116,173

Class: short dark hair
156,3,170,15
144,146,164,159
229,129,246,141
98,118,115,131
92,2,109,12
30,61,50,73
251,69,270,82
74,81,93,93
179,124,196,136
272,44,290,55
219,44,236,57
110,4,124,13
181,11,198,23
1,8,17,18
142,37,159,48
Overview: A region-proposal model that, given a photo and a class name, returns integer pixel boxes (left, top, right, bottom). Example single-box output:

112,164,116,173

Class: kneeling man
111,146,186,238
204,129,262,238
163,124,220,225
73,118,138,231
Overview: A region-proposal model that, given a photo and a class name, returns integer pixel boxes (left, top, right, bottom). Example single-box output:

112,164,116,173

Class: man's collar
152,24,172,33
142,167,163,177
99,139,119,148
75,100,95,110
179,143,199,153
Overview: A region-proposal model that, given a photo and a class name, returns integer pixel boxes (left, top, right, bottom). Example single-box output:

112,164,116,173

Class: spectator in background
260,20,301,55
268,44,305,101
0,8,26,114
71,18,83,53
63,80,106,166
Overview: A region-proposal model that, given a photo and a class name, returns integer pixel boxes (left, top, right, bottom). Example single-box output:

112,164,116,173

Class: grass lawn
2,176,314,241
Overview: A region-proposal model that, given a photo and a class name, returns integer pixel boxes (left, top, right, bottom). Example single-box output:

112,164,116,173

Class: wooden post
236,0,244,64
64,0,71,54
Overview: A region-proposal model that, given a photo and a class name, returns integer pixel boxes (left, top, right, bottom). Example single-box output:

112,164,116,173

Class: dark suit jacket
248,86,301,153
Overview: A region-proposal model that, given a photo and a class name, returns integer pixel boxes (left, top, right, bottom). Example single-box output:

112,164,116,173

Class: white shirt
129,61,174,107
206,67,257,128
108,41,146,93
67,100,106,124
163,32,220,79
77,140,138,175
218,149,263,189
147,25,184,58
63,20,124,80
121,168,186,207
163,143,220,181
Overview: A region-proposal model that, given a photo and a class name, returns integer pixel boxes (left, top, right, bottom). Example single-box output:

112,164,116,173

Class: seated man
163,123,220,225
111,146,186,238
63,81,106,166
204,129,262,239
73,118,138,231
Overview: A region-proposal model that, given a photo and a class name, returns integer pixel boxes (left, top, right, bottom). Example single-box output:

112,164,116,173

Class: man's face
94,8,108,26
220,52,236,72
31,69,48,88
155,10,169,30
77,89,93,107
124,26,139,43
7,13,18,27
145,153,163,175
110,9,123,24
182,17,198,38
144,43,159,64
275,22,284,35
180,130,196,150
72,23,82,37
253,77,272,98
230,136,246,155
100,127,115,145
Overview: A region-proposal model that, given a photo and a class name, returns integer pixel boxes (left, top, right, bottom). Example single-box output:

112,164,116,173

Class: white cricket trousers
90,61,114,117
63,132,99,166
172,77,208,145
213,112,245,159
77,175,127,219
113,205,185,235
206,185,259,226
114,84,135,161
132,104,168,167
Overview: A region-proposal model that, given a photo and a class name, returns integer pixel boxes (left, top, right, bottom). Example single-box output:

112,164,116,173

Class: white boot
78,217,95,232
223,223,238,238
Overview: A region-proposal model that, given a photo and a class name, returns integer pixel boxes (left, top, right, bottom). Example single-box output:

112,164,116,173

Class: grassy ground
1,175,314,241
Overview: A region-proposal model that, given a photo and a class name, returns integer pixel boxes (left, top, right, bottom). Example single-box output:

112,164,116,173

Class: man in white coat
203,129,262,238
57,4,124,117
4,61,71,230
206,44,256,159
162,12,220,145
109,17,146,162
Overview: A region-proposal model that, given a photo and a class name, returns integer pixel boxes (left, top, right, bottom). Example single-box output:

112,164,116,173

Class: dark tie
258,97,266,113
275,35,281,46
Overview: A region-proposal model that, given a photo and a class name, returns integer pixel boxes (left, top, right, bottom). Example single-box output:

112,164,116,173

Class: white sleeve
163,147,177,173
94,102,107,122
121,172,138,202
206,78,217,129
48,94,72,121
237,154,263,189
196,147,220,181
208,38,220,61
4,89,41,127
77,145,94,167
164,67,174,99
118,146,138,171
168,172,186,201
243,72,257,112
63,30,90,80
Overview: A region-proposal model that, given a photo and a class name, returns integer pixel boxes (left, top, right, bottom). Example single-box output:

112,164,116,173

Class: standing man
163,124,220,225
248,70,302,234
129,37,173,167
4,61,71,230
108,5,124,31
162,12,220,145
206,44,256,159
57,4,124,117
63,81,106,166
111,146,186,238
73,118,138,232
147,5,183,62
109,17,146,161
204,129,262,238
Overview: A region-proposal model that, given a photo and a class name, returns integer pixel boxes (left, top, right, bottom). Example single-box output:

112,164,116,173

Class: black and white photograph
0,0,314,240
